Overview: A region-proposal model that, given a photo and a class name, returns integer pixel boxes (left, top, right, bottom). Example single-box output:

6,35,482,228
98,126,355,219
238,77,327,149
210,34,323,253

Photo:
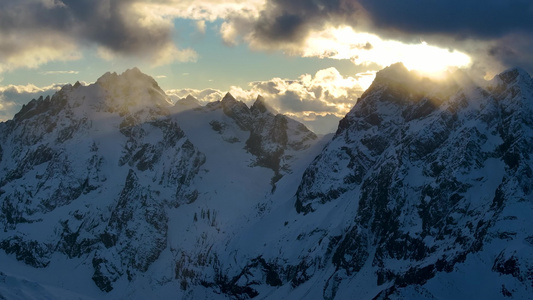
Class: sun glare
355,72,376,91
304,27,472,79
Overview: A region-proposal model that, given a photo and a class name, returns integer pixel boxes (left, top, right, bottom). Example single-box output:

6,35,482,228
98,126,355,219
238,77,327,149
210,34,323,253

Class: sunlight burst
303,26,472,79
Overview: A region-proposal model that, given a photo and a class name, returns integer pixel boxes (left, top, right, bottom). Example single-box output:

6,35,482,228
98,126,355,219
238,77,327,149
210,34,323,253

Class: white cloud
0,83,64,94
42,70,79,75
136,0,265,22
243,67,370,115
96,46,117,61
166,88,225,104
301,27,472,76
166,67,373,134
97,42,198,67
0,83,63,122
39,0,66,9
0,31,81,73
151,43,198,66
220,21,240,46
196,20,207,34
0,98,16,112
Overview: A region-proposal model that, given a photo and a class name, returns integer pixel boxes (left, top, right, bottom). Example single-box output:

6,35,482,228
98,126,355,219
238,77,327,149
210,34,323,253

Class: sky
1,0,533,134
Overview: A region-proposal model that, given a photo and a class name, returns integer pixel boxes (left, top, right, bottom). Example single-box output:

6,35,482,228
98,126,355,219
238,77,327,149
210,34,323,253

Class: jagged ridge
1,65,533,299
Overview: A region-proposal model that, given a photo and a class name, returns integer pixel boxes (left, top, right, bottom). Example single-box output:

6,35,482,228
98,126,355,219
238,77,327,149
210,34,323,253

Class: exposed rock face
1,65,533,299
0,69,205,292
290,63,533,298
0,69,321,296
201,92,318,187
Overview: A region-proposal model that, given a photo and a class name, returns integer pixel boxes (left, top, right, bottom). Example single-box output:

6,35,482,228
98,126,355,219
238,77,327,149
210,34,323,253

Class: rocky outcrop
0,69,205,292
2,65,533,299
291,64,533,298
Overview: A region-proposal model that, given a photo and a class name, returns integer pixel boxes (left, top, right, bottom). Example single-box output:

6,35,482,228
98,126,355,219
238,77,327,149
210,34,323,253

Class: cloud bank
0,83,63,121
1,0,531,76
2,0,532,131
0,0,198,71
217,0,533,76
168,67,373,134
1,67,363,134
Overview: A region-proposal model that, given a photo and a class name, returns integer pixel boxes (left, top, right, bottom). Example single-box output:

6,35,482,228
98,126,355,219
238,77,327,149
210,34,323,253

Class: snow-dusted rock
0,69,205,293
2,65,533,299
290,64,533,299
0,68,324,298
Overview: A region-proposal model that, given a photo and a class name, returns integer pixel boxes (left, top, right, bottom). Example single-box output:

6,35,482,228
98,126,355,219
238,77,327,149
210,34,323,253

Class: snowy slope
174,64,533,299
288,64,533,299
0,69,326,299
1,65,533,299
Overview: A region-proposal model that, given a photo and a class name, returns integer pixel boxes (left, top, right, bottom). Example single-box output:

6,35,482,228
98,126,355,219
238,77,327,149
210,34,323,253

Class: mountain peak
173,94,201,113
251,95,278,115
175,94,200,106
496,67,532,85
93,68,172,115
373,62,413,84
184,94,198,102
123,66,143,76
96,67,156,86
359,62,433,103
221,92,236,103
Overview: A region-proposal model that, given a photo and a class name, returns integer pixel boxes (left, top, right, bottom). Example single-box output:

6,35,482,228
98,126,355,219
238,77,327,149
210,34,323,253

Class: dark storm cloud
359,0,533,39
246,0,533,44
228,0,361,46
0,0,172,57
228,0,533,75
487,33,533,73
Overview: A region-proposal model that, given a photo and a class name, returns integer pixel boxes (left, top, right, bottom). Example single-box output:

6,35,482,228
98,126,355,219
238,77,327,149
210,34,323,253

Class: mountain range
1,64,532,299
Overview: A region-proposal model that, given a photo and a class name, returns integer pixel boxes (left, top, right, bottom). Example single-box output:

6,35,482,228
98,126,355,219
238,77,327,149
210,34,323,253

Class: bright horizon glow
355,71,376,91
303,26,472,79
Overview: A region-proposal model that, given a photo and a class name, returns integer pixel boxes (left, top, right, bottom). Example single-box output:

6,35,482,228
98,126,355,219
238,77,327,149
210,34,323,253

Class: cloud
138,0,531,76
0,83,65,95
0,99,17,122
223,0,362,48
247,67,370,114
300,27,472,75
150,43,198,66
166,88,225,104
0,30,81,73
42,70,80,75
223,0,533,47
0,83,63,121
215,0,533,77
139,0,265,22
295,113,341,135
356,0,533,75
166,67,372,134
171,67,370,115
3,0,530,79
196,20,207,34
485,33,533,77
0,0,198,71
358,0,533,39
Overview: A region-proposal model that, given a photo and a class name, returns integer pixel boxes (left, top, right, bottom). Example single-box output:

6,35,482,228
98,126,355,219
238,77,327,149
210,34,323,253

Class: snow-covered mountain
1,65,533,299
291,64,533,299
0,68,325,299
